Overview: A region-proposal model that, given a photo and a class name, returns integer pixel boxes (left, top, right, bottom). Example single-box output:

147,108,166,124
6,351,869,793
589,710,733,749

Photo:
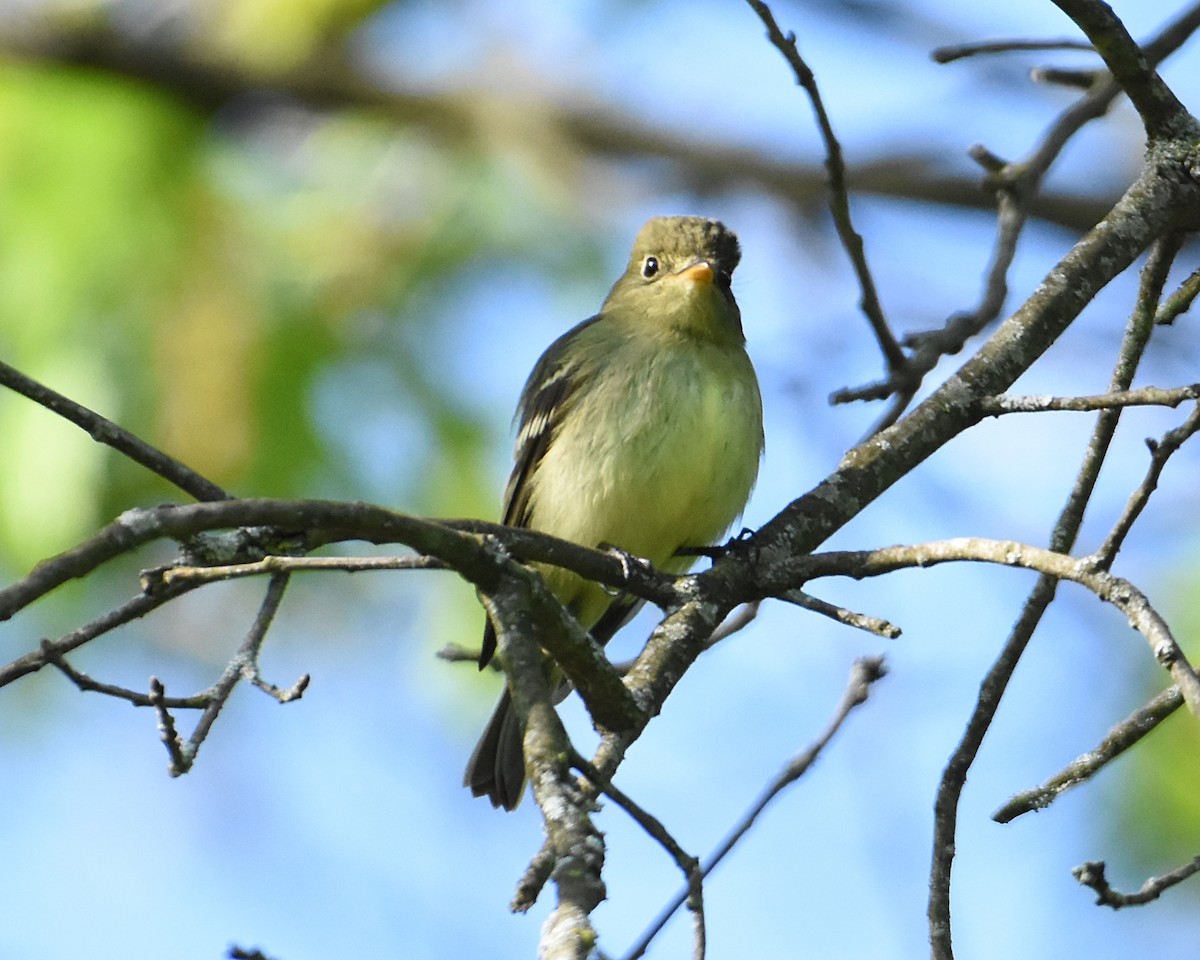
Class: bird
463,215,764,810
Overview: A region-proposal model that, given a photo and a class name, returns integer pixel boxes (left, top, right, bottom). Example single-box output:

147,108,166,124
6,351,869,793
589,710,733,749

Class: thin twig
161,572,294,775
793,536,1200,712
622,656,887,960
437,642,501,667
571,750,706,960
872,171,1030,420
1031,66,1103,89
993,684,1183,822
1155,264,1200,324
701,600,761,648
157,552,446,586
1073,856,1200,908
39,639,209,708
1,584,202,689
0,359,231,502
926,231,1181,960
1093,401,1200,566
744,0,902,378
228,947,279,960
511,845,558,914
835,3,1200,421
931,38,1094,63
779,588,901,639
249,668,311,703
980,383,1200,415
149,677,187,772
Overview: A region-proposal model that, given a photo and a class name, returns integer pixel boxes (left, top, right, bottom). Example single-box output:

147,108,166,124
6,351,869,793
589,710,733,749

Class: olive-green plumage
464,216,764,810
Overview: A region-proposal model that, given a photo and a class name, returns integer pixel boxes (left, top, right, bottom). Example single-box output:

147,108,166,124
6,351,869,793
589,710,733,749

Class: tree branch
744,0,903,382
1155,263,1200,325
484,571,607,960
1093,400,1200,565
0,18,1117,233
932,38,1094,62
0,359,231,502
1073,856,1200,908
1,500,663,734
923,228,1181,960
787,537,1200,712
992,684,1183,822
833,1,1200,418
1050,0,1198,141
778,588,901,639
156,553,448,586
0,501,677,629
621,656,887,960
979,383,1200,415
570,750,707,960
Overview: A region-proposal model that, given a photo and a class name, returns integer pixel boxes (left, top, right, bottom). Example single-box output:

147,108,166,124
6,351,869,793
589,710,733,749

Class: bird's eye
641,256,659,279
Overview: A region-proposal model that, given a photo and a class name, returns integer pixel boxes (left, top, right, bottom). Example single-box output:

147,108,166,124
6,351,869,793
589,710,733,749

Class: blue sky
3,1,1200,958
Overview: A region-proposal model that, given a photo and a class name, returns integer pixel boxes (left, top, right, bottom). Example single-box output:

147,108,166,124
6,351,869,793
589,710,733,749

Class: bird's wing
478,316,597,667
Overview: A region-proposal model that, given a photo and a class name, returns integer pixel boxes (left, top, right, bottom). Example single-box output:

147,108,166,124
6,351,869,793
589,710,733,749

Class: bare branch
482,567,606,959
248,666,311,704
0,501,678,628
1155,263,1200,325
932,38,1094,63
1093,401,1200,566
571,750,706,960
993,684,1183,822
622,656,887,960
792,537,1200,713
157,553,447,587
1074,856,1200,908
980,383,1200,415
228,945,279,960
744,0,902,379
1031,66,1103,89
27,571,305,775
0,360,231,503
701,600,761,647
149,676,188,773
779,588,901,639
437,642,497,667
40,639,208,708
924,229,1181,960
511,845,558,915
1050,0,1197,141
163,572,294,775
834,3,1200,419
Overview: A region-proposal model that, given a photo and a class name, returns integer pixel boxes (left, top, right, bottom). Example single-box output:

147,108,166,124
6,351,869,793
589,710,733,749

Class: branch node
1031,66,1103,90
968,143,1009,174
148,676,189,777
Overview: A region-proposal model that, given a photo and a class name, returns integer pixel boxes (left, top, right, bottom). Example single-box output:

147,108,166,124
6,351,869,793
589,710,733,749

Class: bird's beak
677,261,714,285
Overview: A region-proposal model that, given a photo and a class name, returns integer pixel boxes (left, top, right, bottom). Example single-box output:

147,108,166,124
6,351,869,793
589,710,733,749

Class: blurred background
1,0,1199,957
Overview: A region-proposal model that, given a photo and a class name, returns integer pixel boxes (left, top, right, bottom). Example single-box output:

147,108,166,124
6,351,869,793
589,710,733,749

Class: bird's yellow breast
525,331,762,627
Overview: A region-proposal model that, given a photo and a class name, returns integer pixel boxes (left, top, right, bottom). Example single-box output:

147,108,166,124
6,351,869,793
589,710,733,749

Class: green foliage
0,63,202,564
0,52,604,577
201,0,394,70
1113,582,1200,889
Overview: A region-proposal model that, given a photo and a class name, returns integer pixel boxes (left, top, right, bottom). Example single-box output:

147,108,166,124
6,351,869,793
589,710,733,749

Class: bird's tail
463,686,526,810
